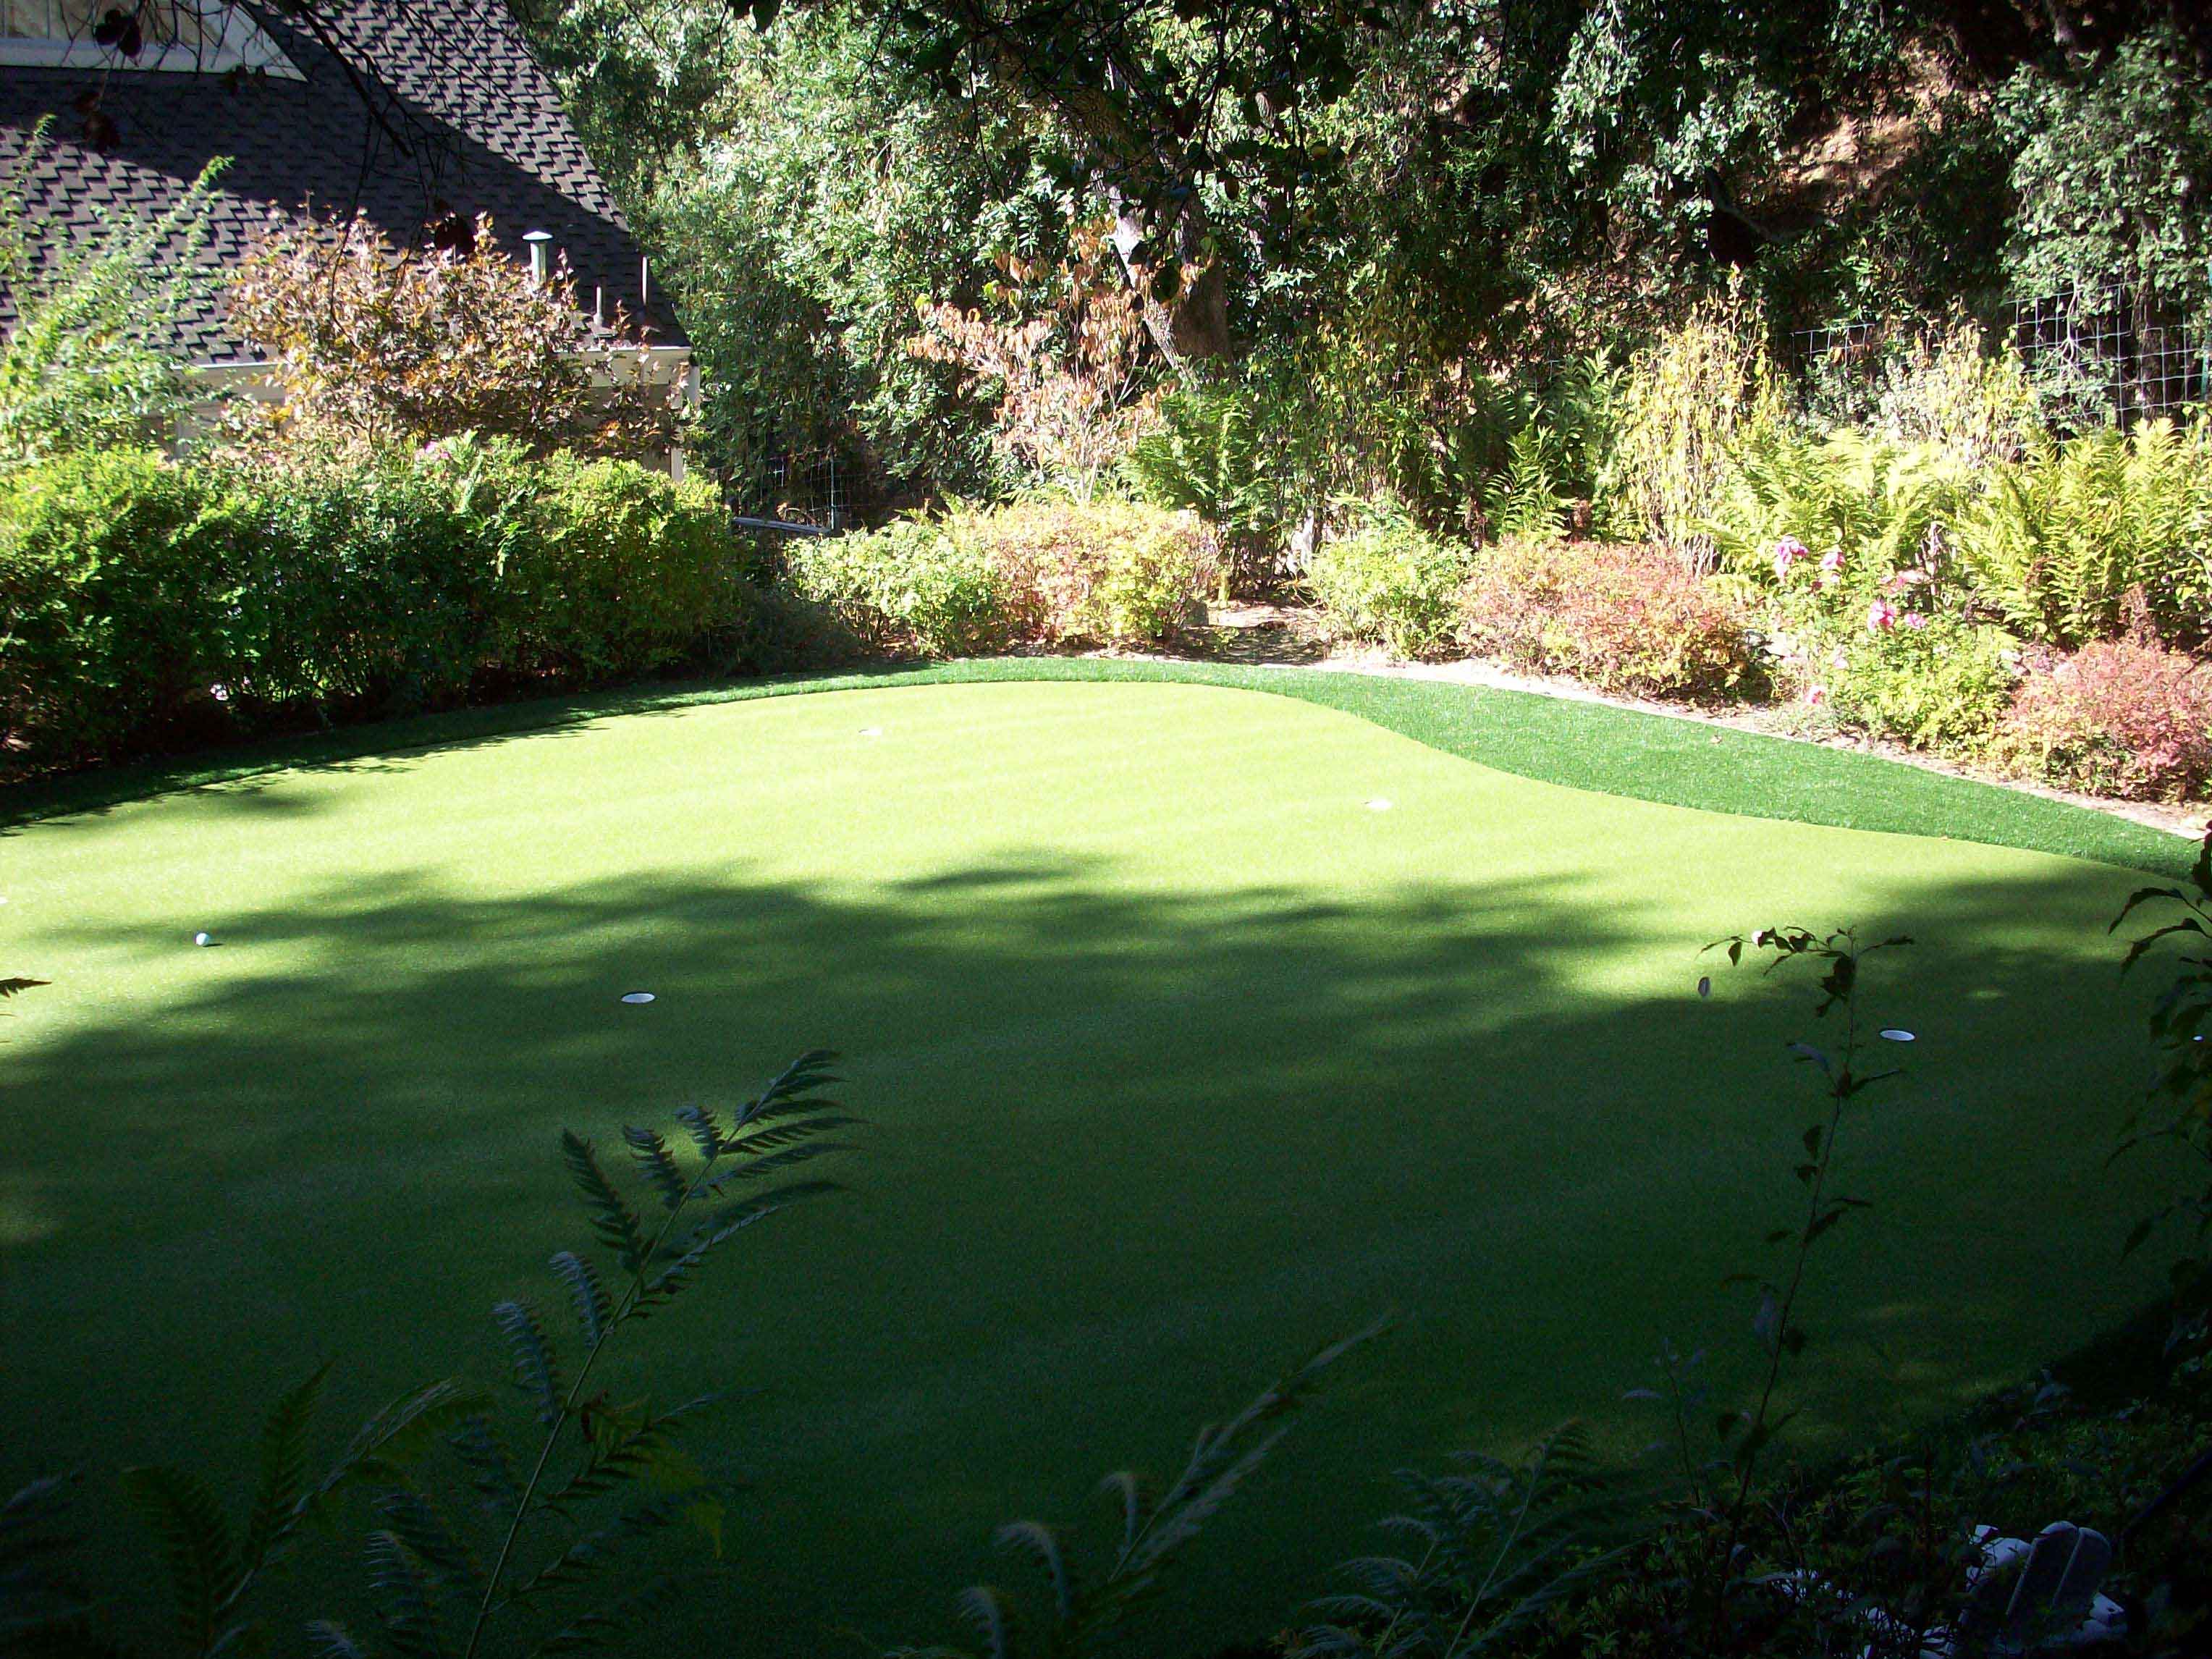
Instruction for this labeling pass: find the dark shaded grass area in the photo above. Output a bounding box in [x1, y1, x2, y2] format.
[4, 657, 2190, 877]
[1, 832, 2174, 1654]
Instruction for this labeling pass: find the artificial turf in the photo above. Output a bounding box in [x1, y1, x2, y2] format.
[0, 675, 2190, 1652]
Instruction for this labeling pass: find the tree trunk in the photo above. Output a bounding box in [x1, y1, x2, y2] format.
[1112, 195, 1233, 369]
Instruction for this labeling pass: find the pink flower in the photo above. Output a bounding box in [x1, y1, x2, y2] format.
[1813, 548, 1846, 589]
[1805, 685, 1827, 706]
[1902, 610, 1929, 630]
[1772, 536, 1809, 580]
[1867, 598, 1896, 633]
[1881, 569, 1922, 594]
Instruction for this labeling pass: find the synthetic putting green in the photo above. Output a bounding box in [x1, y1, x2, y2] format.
[0, 677, 2184, 1653]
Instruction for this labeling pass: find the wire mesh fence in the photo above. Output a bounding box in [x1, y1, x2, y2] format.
[2008, 287, 2209, 428]
[722, 450, 892, 537]
[1791, 286, 2211, 430]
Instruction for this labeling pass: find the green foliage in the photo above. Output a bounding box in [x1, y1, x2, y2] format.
[1605, 302, 1788, 550]
[0, 448, 240, 763]
[492, 449, 764, 678]
[889, 1323, 1382, 1659]
[1707, 428, 1973, 588]
[1954, 419, 2212, 647]
[789, 497, 1215, 655]
[1303, 512, 1472, 659]
[1291, 1425, 1631, 1658]
[1825, 617, 2017, 753]
[946, 497, 1215, 647]
[785, 518, 1018, 658]
[2003, 24, 2212, 316]
[0, 444, 771, 772]
[1126, 381, 1278, 589]
[0, 126, 221, 465]
[1457, 539, 1759, 700]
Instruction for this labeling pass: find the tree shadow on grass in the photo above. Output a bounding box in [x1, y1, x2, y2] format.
[0, 849, 2181, 1655]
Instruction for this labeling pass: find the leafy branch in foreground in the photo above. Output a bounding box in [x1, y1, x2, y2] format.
[1694, 924, 1909, 1639]
[2112, 826, 2212, 1349]
[31, 1050, 853, 1659]
[1290, 1423, 1636, 1658]
[889, 1319, 1388, 1659]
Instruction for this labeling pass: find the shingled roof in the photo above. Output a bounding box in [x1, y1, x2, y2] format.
[0, 0, 684, 361]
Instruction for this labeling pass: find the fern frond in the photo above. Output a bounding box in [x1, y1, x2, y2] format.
[525, 1574, 679, 1657]
[240, 1361, 330, 1577]
[548, 1250, 614, 1348]
[305, 1621, 367, 1659]
[117, 1464, 237, 1649]
[326, 1380, 489, 1492]
[726, 1050, 842, 1134]
[491, 1301, 565, 1426]
[621, 1126, 688, 1212]
[954, 1583, 1012, 1659]
[447, 1414, 520, 1512]
[560, 1132, 647, 1275]
[376, 1490, 486, 1600]
[994, 1519, 1073, 1622]
[672, 1103, 725, 1160]
[365, 1529, 446, 1659]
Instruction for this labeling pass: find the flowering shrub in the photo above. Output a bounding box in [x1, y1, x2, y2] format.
[1993, 639, 2212, 801]
[1456, 539, 1758, 698]
[1304, 515, 1472, 659]
[227, 212, 680, 459]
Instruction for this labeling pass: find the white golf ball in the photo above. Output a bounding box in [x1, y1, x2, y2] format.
[193, 932, 211, 947]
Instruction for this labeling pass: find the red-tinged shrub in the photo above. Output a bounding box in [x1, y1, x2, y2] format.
[1457, 539, 1758, 698]
[1993, 638, 2212, 801]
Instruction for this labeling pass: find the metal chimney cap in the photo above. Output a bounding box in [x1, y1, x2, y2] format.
[522, 229, 553, 243]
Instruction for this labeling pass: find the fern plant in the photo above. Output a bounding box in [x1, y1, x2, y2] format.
[1128, 381, 1276, 596]
[46, 1050, 852, 1658]
[1954, 417, 2212, 646]
[1290, 1424, 1633, 1658]
[889, 1322, 1384, 1659]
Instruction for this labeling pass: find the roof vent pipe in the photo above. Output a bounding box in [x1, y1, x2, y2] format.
[641, 256, 650, 311]
[523, 229, 552, 285]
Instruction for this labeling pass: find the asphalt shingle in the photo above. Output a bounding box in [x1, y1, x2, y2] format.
[0, 0, 683, 360]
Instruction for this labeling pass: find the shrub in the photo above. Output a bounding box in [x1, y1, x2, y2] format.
[1954, 418, 2212, 647]
[785, 518, 1018, 657]
[1457, 539, 1758, 698]
[1303, 514, 1471, 659]
[1821, 615, 2019, 752]
[1868, 318, 2041, 470]
[0, 126, 222, 464]
[788, 497, 1214, 656]
[227, 213, 680, 459]
[0, 448, 242, 761]
[1993, 638, 2212, 801]
[209, 445, 499, 714]
[947, 496, 1215, 646]
[908, 221, 1158, 498]
[1602, 297, 1787, 549]
[0, 443, 771, 772]
[493, 450, 763, 680]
